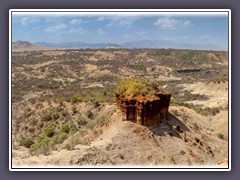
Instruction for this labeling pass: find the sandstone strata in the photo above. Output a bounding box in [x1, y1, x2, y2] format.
[116, 92, 171, 126]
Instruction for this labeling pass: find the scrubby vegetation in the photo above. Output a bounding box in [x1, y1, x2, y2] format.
[217, 132, 225, 140]
[20, 138, 34, 148]
[171, 97, 223, 116]
[12, 48, 228, 157]
[129, 64, 146, 71]
[60, 124, 70, 134]
[44, 127, 54, 137]
[156, 49, 171, 56]
[116, 77, 162, 97]
[14, 101, 116, 155]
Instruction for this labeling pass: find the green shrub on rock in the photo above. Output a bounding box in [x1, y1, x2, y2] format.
[116, 77, 161, 97]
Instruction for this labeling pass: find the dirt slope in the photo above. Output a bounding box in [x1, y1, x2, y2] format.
[12, 106, 228, 168]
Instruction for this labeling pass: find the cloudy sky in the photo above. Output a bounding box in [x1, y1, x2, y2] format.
[11, 11, 229, 50]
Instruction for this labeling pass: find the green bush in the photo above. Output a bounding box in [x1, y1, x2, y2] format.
[217, 132, 224, 140]
[156, 49, 171, 56]
[71, 96, 79, 104]
[20, 138, 34, 148]
[171, 97, 221, 116]
[86, 120, 97, 129]
[181, 51, 197, 61]
[77, 116, 87, 126]
[129, 64, 146, 71]
[170, 98, 187, 106]
[44, 127, 54, 137]
[86, 110, 112, 129]
[86, 110, 93, 119]
[170, 97, 177, 104]
[30, 136, 51, 155]
[93, 100, 100, 108]
[30, 130, 69, 155]
[52, 112, 59, 120]
[36, 79, 62, 89]
[61, 110, 69, 117]
[69, 124, 78, 134]
[116, 77, 160, 97]
[52, 132, 68, 144]
[60, 124, 70, 134]
[71, 105, 77, 114]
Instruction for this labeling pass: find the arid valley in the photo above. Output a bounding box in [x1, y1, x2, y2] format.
[11, 41, 229, 168]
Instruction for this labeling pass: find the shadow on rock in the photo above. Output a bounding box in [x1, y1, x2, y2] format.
[148, 113, 190, 139]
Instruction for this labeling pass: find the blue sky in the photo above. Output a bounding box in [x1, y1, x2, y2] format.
[12, 12, 229, 50]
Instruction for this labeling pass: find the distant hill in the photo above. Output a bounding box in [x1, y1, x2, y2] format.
[121, 40, 224, 51]
[12, 40, 32, 49]
[34, 41, 121, 49]
[34, 40, 226, 51]
[12, 41, 55, 52]
[13, 40, 226, 51]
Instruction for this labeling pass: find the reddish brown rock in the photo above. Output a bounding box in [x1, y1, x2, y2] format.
[116, 92, 171, 127]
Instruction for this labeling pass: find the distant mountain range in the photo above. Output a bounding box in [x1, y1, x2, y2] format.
[34, 41, 121, 49]
[121, 40, 224, 51]
[12, 40, 227, 51]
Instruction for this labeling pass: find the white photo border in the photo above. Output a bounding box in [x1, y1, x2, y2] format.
[9, 9, 231, 171]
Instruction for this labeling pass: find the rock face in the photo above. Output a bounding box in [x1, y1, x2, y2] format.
[12, 40, 32, 49]
[116, 92, 171, 126]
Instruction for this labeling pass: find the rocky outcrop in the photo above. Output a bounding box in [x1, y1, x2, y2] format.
[12, 40, 32, 49]
[116, 92, 171, 127]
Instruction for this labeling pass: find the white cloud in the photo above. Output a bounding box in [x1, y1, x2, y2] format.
[107, 19, 133, 28]
[163, 37, 177, 41]
[45, 18, 52, 23]
[45, 24, 67, 32]
[106, 21, 114, 28]
[96, 16, 105, 21]
[123, 34, 133, 38]
[96, 29, 106, 35]
[183, 20, 191, 25]
[70, 18, 83, 25]
[136, 31, 146, 36]
[181, 36, 190, 40]
[105, 16, 138, 28]
[68, 27, 85, 34]
[20, 17, 29, 26]
[154, 16, 192, 30]
[200, 35, 209, 39]
[32, 27, 40, 30]
[45, 23, 86, 34]
[118, 20, 133, 28]
[19, 17, 41, 26]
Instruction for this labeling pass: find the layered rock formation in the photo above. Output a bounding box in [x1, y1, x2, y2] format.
[116, 92, 171, 127]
